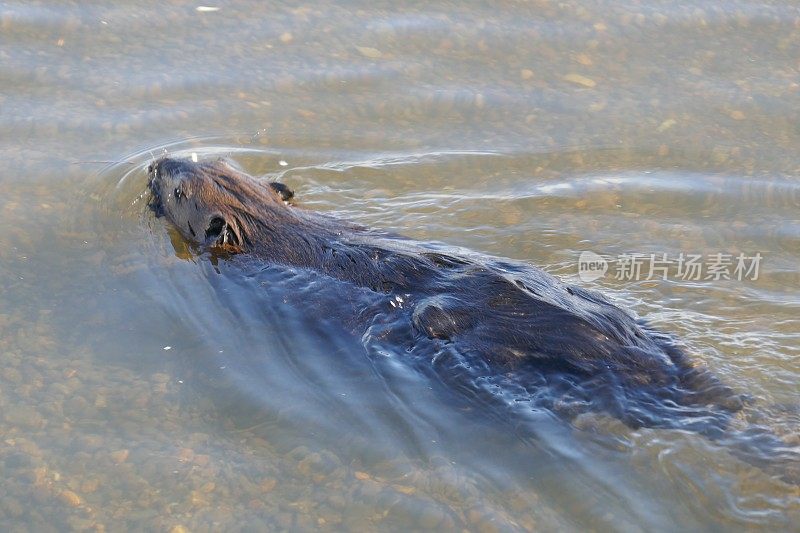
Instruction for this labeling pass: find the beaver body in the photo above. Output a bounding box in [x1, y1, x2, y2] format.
[147, 157, 797, 481]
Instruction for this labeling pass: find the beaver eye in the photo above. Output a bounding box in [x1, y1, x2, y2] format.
[174, 187, 186, 201]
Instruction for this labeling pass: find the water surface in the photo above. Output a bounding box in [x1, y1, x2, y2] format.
[1, 1, 799, 531]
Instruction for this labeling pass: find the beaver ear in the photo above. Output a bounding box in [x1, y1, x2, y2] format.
[205, 216, 241, 248]
[268, 182, 294, 202]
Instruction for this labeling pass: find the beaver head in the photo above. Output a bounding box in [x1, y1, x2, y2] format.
[148, 157, 294, 252]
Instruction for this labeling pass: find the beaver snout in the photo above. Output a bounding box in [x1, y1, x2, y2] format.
[149, 157, 197, 181]
[148, 157, 192, 218]
[147, 173, 165, 218]
[148, 157, 195, 207]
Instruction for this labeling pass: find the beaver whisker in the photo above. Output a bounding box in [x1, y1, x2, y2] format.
[70, 160, 136, 165]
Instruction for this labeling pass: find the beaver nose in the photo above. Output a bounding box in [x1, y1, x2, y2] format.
[153, 157, 195, 179]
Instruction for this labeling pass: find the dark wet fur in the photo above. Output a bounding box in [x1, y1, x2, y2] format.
[148, 157, 799, 484]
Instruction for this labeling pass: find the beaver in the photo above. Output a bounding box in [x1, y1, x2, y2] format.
[148, 156, 797, 482]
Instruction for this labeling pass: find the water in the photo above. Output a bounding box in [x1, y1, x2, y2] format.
[1, 0, 799, 531]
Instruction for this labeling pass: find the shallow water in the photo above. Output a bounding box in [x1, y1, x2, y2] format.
[1, 0, 799, 531]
